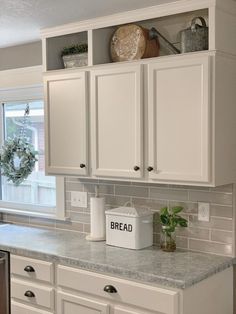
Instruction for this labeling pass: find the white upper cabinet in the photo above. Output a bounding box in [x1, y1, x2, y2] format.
[147, 55, 210, 183]
[42, 0, 236, 186]
[44, 71, 88, 176]
[90, 64, 143, 178]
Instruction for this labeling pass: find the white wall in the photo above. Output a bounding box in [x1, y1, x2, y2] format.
[0, 66, 42, 90]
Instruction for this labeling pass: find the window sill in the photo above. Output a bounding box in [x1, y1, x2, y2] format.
[0, 207, 68, 221]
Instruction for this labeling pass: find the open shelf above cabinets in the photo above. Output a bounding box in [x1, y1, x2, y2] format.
[46, 31, 88, 71]
[91, 8, 208, 66]
[42, 5, 211, 72]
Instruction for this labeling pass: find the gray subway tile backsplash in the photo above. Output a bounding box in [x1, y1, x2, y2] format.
[115, 185, 149, 198]
[150, 187, 189, 201]
[176, 227, 210, 241]
[210, 204, 233, 219]
[211, 230, 233, 244]
[188, 190, 233, 205]
[189, 239, 233, 256]
[189, 215, 233, 231]
[1, 179, 235, 257]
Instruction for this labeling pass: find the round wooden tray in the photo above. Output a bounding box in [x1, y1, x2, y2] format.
[110, 24, 159, 62]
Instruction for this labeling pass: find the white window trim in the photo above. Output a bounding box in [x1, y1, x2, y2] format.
[0, 68, 66, 220]
[0, 176, 65, 219]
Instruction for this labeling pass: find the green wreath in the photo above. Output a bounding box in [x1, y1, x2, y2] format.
[0, 137, 38, 186]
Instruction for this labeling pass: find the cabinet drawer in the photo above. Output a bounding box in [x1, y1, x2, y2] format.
[11, 300, 53, 314]
[11, 255, 54, 284]
[57, 265, 179, 314]
[11, 278, 54, 311]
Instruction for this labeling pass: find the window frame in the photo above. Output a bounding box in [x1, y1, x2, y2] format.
[0, 81, 66, 220]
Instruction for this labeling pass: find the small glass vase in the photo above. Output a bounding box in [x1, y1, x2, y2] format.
[160, 227, 176, 252]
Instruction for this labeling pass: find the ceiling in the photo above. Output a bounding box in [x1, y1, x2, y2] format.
[0, 0, 174, 48]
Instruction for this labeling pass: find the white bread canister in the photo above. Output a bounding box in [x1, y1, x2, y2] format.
[105, 207, 153, 249]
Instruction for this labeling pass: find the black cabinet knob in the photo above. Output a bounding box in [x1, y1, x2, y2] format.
[80, 164, 86, 168]
[103, 285, 117, 294]
[24, 290, 35, 298]
[147, 166, 154, 172]
[24, 265, 35, 273]
[133, 166, 140, 171]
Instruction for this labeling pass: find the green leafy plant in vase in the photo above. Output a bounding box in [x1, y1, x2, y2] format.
[160, 206, 188, 252]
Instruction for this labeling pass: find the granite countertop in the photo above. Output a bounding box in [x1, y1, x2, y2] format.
[0, 223, 234, 289]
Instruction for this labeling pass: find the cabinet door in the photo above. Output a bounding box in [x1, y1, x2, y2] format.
[57, 291, 110, 314]
[91, 64, 143, 178]
[148, 55, 210, 183]
[11, 300, 53, 314]
[44, 71, 88, 175]
[114, 306, 154, 314]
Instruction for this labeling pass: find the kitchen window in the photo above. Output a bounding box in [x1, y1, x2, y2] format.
[0, 97, 65, 219]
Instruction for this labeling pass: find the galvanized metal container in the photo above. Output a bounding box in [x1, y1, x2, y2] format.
[180, 17, 208, 53]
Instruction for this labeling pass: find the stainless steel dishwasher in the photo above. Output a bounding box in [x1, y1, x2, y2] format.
[0, 251, 10, 314]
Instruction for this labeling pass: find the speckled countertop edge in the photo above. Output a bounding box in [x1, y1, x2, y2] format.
[1, 244, 233, 289]
[0, 224, 234, 290]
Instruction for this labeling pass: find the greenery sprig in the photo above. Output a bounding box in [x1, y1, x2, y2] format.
[160, 206, 188, 237]
[61, 43, 88, 57]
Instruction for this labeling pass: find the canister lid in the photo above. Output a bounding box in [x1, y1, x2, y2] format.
[105, 207, 153, 218]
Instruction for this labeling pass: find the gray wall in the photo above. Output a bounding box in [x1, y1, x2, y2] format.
[0, 41, 42, 71]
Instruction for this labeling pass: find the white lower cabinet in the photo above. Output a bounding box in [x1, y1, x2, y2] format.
[57, 291, 110, 314]
[11, 278, 54, 311]
[57, 293, 154, 314]
[57, 265, 178, 314]
[11, 300, 53, 314]
[10, 255, 54, 314]
[10, 254, 233, 314]
[114, 306, 156, 314]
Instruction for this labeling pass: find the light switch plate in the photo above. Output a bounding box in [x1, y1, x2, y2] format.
[198, 202, 210, 222]
[71, 191, 87, 208]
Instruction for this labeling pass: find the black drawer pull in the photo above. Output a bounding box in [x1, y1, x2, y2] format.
[24, 265, 35, 273]
[147, 166, 154, 172]
[104, 285, 117, 293]
[133, 166, 140, 171]
[24, 290, 35, 298]
[80, 163, 86, 168]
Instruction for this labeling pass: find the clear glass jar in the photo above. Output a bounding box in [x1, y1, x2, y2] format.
[160, 226, 176, 252]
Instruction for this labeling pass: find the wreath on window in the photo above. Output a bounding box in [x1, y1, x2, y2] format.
[0, 104, 38, 186]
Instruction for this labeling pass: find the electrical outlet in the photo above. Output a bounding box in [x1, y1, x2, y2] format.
[198, 202, 210, 222]
[71, 191, 87, 208]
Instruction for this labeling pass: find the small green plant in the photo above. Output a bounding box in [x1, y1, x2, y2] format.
[160, 206, 188, 251]
[61, 43, 88, 57]
[160, 206, 188, 233]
